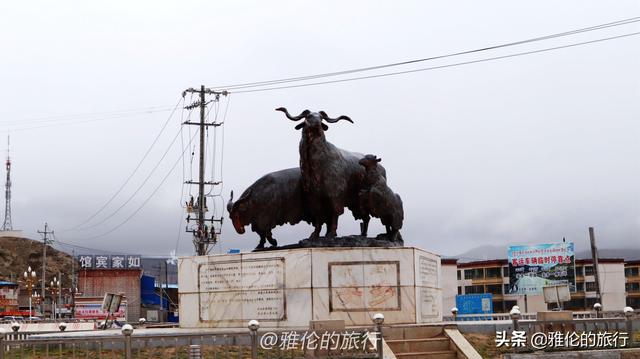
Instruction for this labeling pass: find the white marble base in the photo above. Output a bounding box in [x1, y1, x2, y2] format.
[178, 247, 442, 328]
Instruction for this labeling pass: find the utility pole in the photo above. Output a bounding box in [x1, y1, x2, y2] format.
[58, 270, 62, 317]
[71, 249, 76, 317]
[37, 223, 53, 310]
[182, 85, 227, 255]
[589, 227, 603, 304]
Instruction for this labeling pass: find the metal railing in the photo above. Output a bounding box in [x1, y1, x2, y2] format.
[0, 319, 383, 359]
[505, 309, 639, 352]
[444, 309, 640, 322]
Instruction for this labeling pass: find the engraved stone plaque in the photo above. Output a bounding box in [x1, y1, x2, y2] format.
[197, 257, 285, 321]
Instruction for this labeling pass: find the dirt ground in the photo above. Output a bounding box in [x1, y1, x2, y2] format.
[463, 332, 513, 358]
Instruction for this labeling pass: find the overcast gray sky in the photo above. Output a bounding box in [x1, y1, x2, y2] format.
[1, 1, 638, 258]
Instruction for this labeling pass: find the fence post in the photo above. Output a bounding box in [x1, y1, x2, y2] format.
[121, 324, 133, 359]
[509, 306, 521, 332]
[372, 313, 384, 359]
[509, 306, 522, 352]
[189, 345, 202, 359]
[624, 307, 634, 345]
[594, 303, 602, 319]
[248, 320, 260, 359]
[0, 327, 6, 359]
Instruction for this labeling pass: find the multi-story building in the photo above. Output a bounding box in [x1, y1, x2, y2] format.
[442, 258, 629, 313]
[77, 268, 142, 322]
[626, 260, 640, 308]
[0, 281, 19, 315]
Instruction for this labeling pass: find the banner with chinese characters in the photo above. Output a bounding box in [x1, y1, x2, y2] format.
[507, 242, 575, 295]
[75, 297, 127, 321]
[77, 255, 141, 269]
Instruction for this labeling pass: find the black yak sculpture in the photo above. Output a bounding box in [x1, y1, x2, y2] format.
[275, 107, 385, 240]
[358, 154, 404, 241]
[227, 168, 311, 249]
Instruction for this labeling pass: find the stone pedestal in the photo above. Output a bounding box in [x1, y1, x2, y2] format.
[178, 247, 442, 328]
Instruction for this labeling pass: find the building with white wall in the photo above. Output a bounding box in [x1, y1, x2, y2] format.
[442, 258, 629, 313]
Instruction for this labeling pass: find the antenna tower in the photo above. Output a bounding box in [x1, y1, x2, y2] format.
[2, 135, 12, 231]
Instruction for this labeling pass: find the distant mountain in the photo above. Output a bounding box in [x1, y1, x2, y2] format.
[0, 236, 75, 288]
[574, 248, 640, 261]
[450, 244, 640, 263]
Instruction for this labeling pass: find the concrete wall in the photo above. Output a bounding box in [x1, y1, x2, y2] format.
[441, 263, 457, 313]
[77, 269, 141, 322]
[179, 247, 442, 329]
[599, 262, 626, 311]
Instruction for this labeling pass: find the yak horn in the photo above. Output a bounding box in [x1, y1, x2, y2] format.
[226, 190, 234, 212]
[319, 111, 353, 124]
[275, 107, 310, 121]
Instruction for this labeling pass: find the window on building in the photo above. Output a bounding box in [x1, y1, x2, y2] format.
[463, 269, 473, 280]
[485, 267, 501, 278]
[575, 266, 583, 277]
[548, 302, 560, 310]
[458, 286, 462, 295]
[485, 284, 502, 295]
[493, 301, 504, 313]
[503, 284, 510, 294]
[564, 298, 586, 311]
[585, 297, 597, 309]
[465, 285, 484, 294]
[576, 282, 585, 292]
[585, 282, 597, 292]
[504, 300, 518, 312]
[625, 267, 639, 278]
[502, 267, 509, 277]
[627, 296, 640, 308]
[584, 265, 595, 276]
[625, 282, 640, 292]
[464, 268, 484, 280]
[457, 270, 461, 280]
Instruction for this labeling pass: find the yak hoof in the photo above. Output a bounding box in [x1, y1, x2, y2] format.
[255, 243, 265, 250]
[360, 223, 368, 237]
[391, 231, 402, 242]
[268, 238, 278, 247]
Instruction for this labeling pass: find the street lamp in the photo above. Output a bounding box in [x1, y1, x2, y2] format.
[49, 277, 60, 320]
[32, 291, 42, 316]
[23, 266, 37, 319]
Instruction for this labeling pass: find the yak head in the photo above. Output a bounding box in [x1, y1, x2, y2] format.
[275, 107, 353, 141]
[359, 154, 382, 169]
[359, 154, 383, 186]
[226, 190, 249, 234]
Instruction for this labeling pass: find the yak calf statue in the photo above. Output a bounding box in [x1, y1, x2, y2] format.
[227, 168, 310, 249]
[358, 154, 404, 241]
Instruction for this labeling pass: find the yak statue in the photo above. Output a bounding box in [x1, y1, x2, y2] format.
[227, 167, 311, 249]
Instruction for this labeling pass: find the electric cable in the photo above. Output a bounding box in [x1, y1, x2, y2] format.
[65, 98, 183, 231]
[230, 31, 640, 94]
[210, 16, 640, 91]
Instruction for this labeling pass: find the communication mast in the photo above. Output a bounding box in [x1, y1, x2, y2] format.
[182, 86, 228, 255]
[2, 135, 13, 231]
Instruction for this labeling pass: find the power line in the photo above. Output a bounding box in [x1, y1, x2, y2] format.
[0, 108, 176, 133]
[1, 105, 176, 125]
[77, 128, 200, 240]
[51, 233, 127, 255]
[230, 31, 640, 94]
[210, 16, 640, 91]
[65, 98, 183, 231]
[73, 125, 185, 230]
